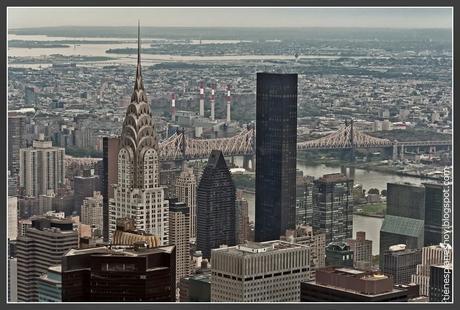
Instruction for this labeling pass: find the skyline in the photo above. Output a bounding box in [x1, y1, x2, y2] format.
[8, 7, 452, 29]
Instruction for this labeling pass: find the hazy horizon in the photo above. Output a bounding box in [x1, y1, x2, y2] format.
[8, 7, 452, 29]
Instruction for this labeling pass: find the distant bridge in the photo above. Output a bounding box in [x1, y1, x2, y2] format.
[158, 121, 451, 161]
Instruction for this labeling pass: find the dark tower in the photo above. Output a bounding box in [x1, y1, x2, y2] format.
[255, 73, 297, 242]
[196, 150, 236, 259]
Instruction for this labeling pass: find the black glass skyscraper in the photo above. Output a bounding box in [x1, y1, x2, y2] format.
[196, 150, 236, 259]
[255, 73, 297, 242]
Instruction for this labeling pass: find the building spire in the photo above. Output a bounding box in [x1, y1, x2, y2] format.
[131, 20, 147, 103]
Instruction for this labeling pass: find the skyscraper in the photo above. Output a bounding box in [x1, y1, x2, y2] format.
[19, 135, 65, 198]
[312, 173, 354, 244]
[169, 199, 191, 291]
[8, 196, 18, 241]
[8, 113, 27, 176]
[196, 150, 236, 259]
[211, 241, 310, 302]
[379, 183, 425, 267]
[235, 190, 250, 244]
[109, 25, 169, 244]
[423, 183, 448, 246]
[429, 264, 452, 302]
[73, 171, 99, 216]
[176, 167, 197, 239]
[382, 245, 421, 285]
[102, 136, 119, 243]
[80, 191, 103, 234]
[61, 245, 176, 302]
[255, 73, 297, 242]
[16, 217, 78, 302]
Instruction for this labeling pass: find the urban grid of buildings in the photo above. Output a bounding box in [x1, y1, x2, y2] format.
[6, 23, 453, 304]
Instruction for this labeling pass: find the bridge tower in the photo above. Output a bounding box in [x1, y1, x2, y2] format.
[350, 119, 356, 162]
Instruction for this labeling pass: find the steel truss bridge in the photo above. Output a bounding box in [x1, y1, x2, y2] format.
[158, 123, 451, 161]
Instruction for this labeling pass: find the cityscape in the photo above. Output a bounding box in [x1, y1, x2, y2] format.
[6, 7, 453, 303]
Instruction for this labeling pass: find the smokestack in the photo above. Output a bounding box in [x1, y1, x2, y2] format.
[226, 84, 231, 123]
[210, 82, 216, 121]
[199, 81, 205, 117]
[171, 93, 176, 122]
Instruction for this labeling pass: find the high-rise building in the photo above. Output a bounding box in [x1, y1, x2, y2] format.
[235, 190, 250, 244]
[429, 264, 452, 302]
[160, 162, 182, 200]
[411, 245, 452, 297]
[102, 135, 119, 243]
[176, 167, 197, 239]
[8, 196, 18, 241]
[8, 113, 27, 176]
[255, 73, 297, 242]
[282, 225, 326, 280]
[19, 135, 65, 198]
[423, 183, 449, 246]
[325, 242, 354, 268]
[37, 265, 62, 302]
[112, 218, 161, 247]
[382, 244, 421, 285]
[295, 172, 313, 226]
[379, 183, 425, 267]
[61, 245, 176, 302]
[24, 86, 37, 106]
[312, 173, 354, 244]
[73, 171, 99, 216]
[300, 267, 409, 302]
[80, 191, 103, 234]
[16, 217, 78, 301]
[109, 26, 169, 245]
[169, 199, 191, 291]
[179, 271, 211, 302]
[197, 150, 236, 259]
[347, 231, 373, 269]
[211, 241, 310, 302]
[38, 191, 55, 215]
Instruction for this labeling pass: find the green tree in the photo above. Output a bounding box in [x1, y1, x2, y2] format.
[368, 188, 380, 195]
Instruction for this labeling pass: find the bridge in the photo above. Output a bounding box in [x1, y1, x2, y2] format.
[158, 121, 451, 162]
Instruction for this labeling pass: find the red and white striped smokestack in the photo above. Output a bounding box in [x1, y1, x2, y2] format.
[210, 82, 216, 121]
[226, 84, 231, 123]
[171, 93, 176, 122]
[199, 81, 205, 117]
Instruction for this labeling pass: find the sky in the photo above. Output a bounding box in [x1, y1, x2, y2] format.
[8, 7, 452, 29]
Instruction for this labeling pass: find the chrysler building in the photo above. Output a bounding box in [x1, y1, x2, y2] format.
[109, 24, 169, 244]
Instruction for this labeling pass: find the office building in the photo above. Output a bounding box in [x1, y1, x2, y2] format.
[169, 199, 191, 289]
[424, 183, 449, 246]
[347, 231, 372, 269]
[73, 171, 99, 216]
[197, 150, 236, 259]
[235, 190, 250, 244]
[312, 173, 354, 244]
[80, 191, 103, 234]
[326, 242, 354, 268]
[38, 191, 55, 215]
[160, 162, 182, 200]
[282, 225, 326, 280]
[8, 196, 18, 241]
[382, 244, 421, 285]
[296, 173, 313, 226]
[102, 136, 119, 243]
[109, 28, 169, 244]
[429, 264, 452, 302]
[300, 267, 409, 302]
[176, 167, 197, 239]
[411, 245, 452, 297]
[16, 217, 78, 301]
[380, 183, 425, 267]
[255, 73, 297, 242]
[211, 240, 310, 302]
[8, 113, 27, 175]
[61, 244, 176, 302]
[37, 265, 62, 302]
[19, 135, 65, 198]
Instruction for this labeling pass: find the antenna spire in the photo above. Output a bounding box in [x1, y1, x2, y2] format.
[137, 20, 141, 66]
